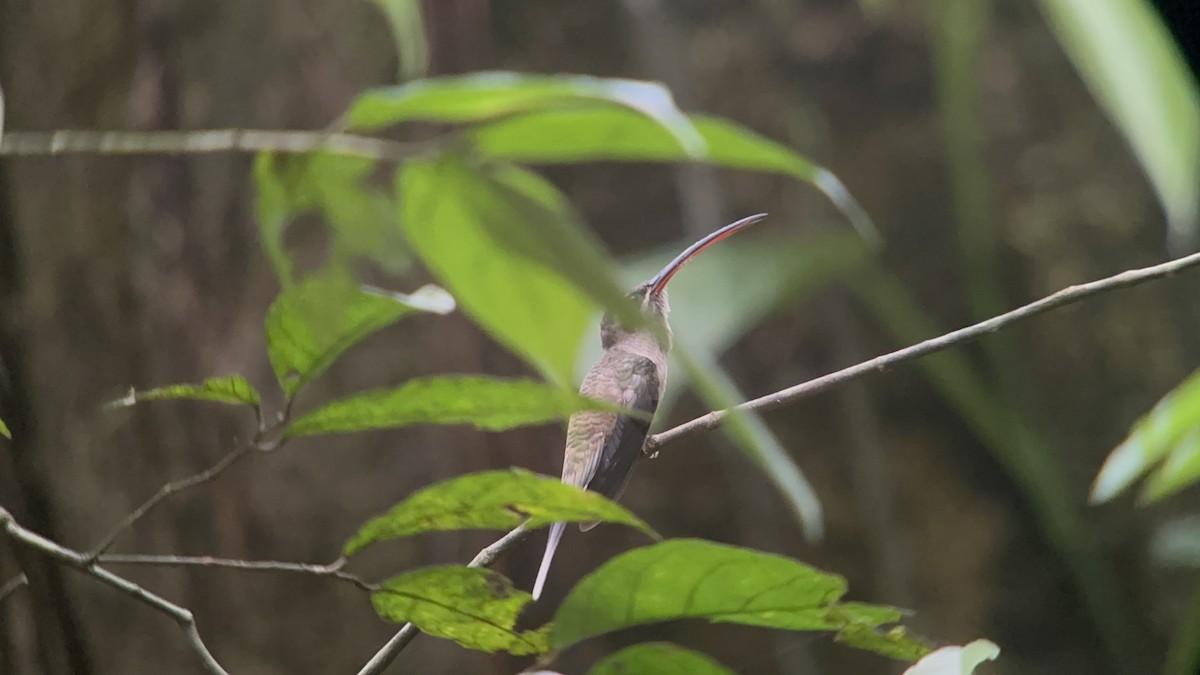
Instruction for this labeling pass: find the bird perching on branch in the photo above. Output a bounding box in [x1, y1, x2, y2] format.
[532, 213, 768, 600]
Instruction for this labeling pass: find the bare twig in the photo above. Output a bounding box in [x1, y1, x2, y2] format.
[0, 129, 442, 163]
[0, 573, 27, 604]
[85, 444, 255, 563]
[356, 523, 534, 675]
[0, 507, 229, 675]
[99, 553, 373, 592]
[646, 250, 1200, 451]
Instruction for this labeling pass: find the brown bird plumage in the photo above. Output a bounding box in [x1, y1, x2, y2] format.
[532, 214, 767, 600]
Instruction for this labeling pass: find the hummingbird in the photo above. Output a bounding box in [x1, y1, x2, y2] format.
[532, 213, 768, 600]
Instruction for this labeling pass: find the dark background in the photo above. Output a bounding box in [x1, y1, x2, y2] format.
[3, 1, 1200, 674]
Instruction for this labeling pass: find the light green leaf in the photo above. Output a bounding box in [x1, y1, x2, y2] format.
[1036, 0, 1200, 249]
[551, 540, 918, 653]
[1091, 369, 1200, 503]
[254, 152, 295, 283]
[107, 375, 260, 408]
[398, 155, 596, 386]
[369, 0, 428, 81]
[286, 376, 608, 438]
[0, 417, 9, 439]
[371, 566, 549, 655]
[265, 270, 454, 398]
[347, 72, 704, 157]
[343, 468, 656, 556]
[468, 107, 876, 244]
[587, 643, 736, 675]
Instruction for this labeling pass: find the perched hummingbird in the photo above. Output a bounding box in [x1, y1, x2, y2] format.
[532, 213, 768, 600]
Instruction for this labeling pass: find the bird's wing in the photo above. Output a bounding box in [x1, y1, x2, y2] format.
[563, 351, 660, 504]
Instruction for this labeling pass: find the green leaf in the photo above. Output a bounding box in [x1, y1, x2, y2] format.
[587, 643, 736, 675]
[107, 375, 260, 408]
[287, 376, 603, 438]
[371, 566, 549, 655]
[0, 417, 9, 439]
[551, 539, 911, 651]
[1036, 0, 1200, 249]
[398, 155, 597, 385]
[1091, 369, 1200, 502]
[369, 0, 428, 82]
[837, 622, 932, 662]
[343, 468, 656, 556]
[265, 270, 454, 398]
[468, 107, 876, 245]
[347, 72, 704, 157]
[254, 152, 295, 283]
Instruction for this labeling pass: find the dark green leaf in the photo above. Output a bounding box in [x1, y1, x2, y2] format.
[0, 417, 9, 439]
[265, 270, 454, 398]
[107, 375, 260, 408]
[468, 108, 876, 244]
[343, 468, 656, 556]
[552, 539, 905, 650]
[371, 566, 549, 655]
[398, 155, 596, 385]
[836, 623, 932, 662]
[347, 72, 704, 157]
[1036, 0, 1200, 249]
[587, 643, 736, 675]
[1091, 369, 1200, 502]
[287, 376, 602, 438]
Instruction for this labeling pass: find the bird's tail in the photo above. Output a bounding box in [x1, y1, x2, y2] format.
[532, 521, 566, 601]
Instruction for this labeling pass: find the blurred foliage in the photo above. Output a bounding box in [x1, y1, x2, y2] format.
[106, 375, 261, 408]
[586, 643, 736, 675]
[343, 469, 656, 556]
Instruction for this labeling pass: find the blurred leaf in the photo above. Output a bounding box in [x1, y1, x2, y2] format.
[468, 107, 876, 244]
[1036, 0, 1200, 249]
[253, 153, 408, 283]
[0, 417, 9, 439]
[369, 0, 428, 81]
[398, 155, 596, 385]
[287, 376, 601, 438]
[265, 270, 454, 398]
[347, 72, 705, 157]
[1151, 515, 1200, 568]
[552, 539, 914, 652]
[837, 622, 933, 662]
[107, 375, 260, 408]
[1091, 369, 1200, 503]
[371, 566, 549, 655]
[343, 468, 656, 556]
[676, 348, 825, 541]
[902, 639, 1000, 675]
[587, 643, 736, 675]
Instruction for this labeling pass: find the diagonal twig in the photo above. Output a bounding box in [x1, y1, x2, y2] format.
[0, 507, 229, 675]
[355, 523, 534, 675]
[0, 573, 27, 604]
[646, 249, 1200, 451]
[99, 553, 374, 592]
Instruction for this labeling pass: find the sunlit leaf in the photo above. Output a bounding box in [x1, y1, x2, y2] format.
[287, 376, 602, 438]
[1036, 0, 1200, 249]
[1091, 369, 1200, 503]
[347, 72, 704, 157]
[265, 270, 454, 398]
[902, 639, 999, 675]
[552, 539, 913, 651]
[369, 0, 428, 81]
[344, 468, 656, 555]
[587, 643, 736, 675]
[468, 107, 876, 244]
[371, 566, 549, 655]
[398, 155, 596, 385]
[106, 375, 260, 408]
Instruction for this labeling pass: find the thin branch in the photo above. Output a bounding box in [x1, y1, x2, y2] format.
[85, 444, 255, 563]
[99, 553, 374, 593]
[0, 507, 229, 675]
[356, 523, 534, 675]
[0, 573, 27, 604]
[0, 129, 441, 163]
[647, 249, 1200, 451]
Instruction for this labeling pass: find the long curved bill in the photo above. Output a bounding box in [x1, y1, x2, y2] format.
[647, 213, 768, 295]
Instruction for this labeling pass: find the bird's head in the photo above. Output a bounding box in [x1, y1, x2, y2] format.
[599, 213, 767, 350]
